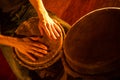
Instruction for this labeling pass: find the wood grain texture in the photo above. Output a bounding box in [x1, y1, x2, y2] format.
[42, 0, 120, 25]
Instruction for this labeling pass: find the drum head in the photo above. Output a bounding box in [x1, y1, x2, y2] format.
[63, 7, 120, 75]
[14, 17, 63, 70]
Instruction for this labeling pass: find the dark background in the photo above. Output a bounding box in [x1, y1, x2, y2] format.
[0, 0, 120, 79]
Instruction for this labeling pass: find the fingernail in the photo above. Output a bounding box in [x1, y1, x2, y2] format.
[44, 51, 48, 54]
[54, 37, 57, 40]
[44, 46, 48, 50]
[57, 34, 60, 37]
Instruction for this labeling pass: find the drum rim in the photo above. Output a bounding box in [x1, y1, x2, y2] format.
[63, 7, 120, 74]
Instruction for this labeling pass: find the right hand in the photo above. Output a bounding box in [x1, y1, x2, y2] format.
[14, 37, 48, 61]
[38, 16, 62, 40]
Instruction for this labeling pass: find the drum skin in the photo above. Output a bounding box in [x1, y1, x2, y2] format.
[63, 7, 120, 79]
[13, 17, 64, 70]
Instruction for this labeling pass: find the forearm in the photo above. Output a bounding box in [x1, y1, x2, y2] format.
[29, 0, 61, 40]
[29, 0, 48, 19]
[0, 35, 17, 47]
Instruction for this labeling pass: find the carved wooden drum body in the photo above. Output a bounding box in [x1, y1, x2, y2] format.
[13, 17, 64, 70]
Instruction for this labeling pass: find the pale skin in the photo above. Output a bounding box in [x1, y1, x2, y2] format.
[29, 0, 62, 40]
[0, 0, 62, 61]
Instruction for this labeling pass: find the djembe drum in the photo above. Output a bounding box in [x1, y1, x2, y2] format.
[12, 13, 71, 79]
[13, 17, 65, 70]
[63, 7, 120, 80]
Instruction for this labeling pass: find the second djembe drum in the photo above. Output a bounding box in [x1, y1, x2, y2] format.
[63, 7, 120, 80]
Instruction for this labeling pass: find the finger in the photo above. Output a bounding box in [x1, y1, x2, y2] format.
[32, 43, 48, 50]
[42, 24, 51, 39]
[53, 20, 61, 28]
[22, 52, 36, 61]
[30, 37, 40, 41]
[29, 50, 44, 57]
[53, 20, 62, 34]
[55, 24, 62, 34]
[38, 24, 43, 36]
[48, 25, 57, 40]
[31, 47, 48, 55]
[52, 24, 60, 37]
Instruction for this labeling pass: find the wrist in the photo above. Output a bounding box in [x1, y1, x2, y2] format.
[9, 37, 19, 47]
[37, 10, 49, 20]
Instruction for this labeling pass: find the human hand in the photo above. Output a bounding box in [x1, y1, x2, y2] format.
[14, 37, 48, 61]
[29, 0, 62, 39]
[38, 16, 62, 40]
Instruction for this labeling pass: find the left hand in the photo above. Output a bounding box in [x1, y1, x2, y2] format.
[14, 37, 48, 61]
[38, 16, 62, 40]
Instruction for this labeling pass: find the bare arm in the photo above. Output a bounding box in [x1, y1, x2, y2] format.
[0, 35, 48, 61]
[0, 35, 17, 47]
[29, 0, 48, 19]
[29, 0, 62, 40]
